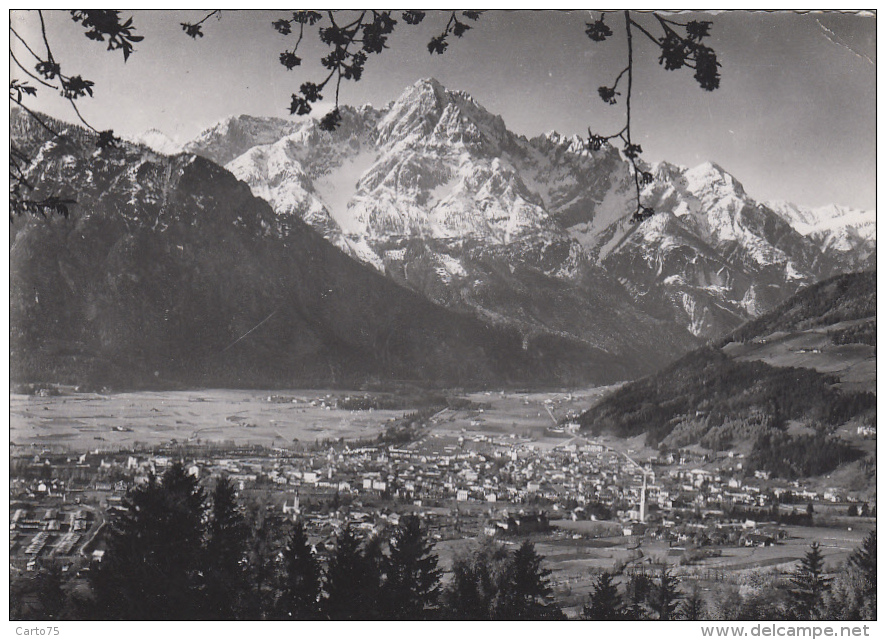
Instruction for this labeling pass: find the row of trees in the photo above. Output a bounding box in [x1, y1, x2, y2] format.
[581, 536, 876, 621]
[11, 463, 876, 621]
[828, 319, 876, 347]
[16, 463, 561, 620]
[86, 463, 446, 620]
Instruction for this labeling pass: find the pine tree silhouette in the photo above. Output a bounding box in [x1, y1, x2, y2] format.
[381, 514, 441, 620]
[90, 463, 206, 619]
[582, 571, 628, 620]
[788, 542, 831, 620]
[277, 519, 322, 620]
[495, 540, 563, 620]
[323, 523, 368, 619]
[202, 475, 250, 619]
[846, 531, 876, 615]
[678, 582, 707, 620]
[649, 566, 682, 620]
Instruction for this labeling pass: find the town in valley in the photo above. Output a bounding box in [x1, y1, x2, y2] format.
[10, 385, 875, 617]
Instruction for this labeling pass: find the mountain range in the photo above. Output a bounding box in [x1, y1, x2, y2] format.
[185, 78, 874, 345]
[9, 78, 875, 390]
[10, 109, 614, 390]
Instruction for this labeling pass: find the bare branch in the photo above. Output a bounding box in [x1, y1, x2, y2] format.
[38, 10, 55, 62]
[9, 26, 45, 61]
[9, 49, 58, 89]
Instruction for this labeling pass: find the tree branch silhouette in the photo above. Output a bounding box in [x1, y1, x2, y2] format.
[12, 10, 720, 225]
[9, 10, 141, 219]
[182, 10, 485, 132]
[585, 10, 721, 223]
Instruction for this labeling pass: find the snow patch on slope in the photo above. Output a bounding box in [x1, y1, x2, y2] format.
[567, 173, 633, 262]
[313, 149, 378, 234]
[129, 129, 182, 155]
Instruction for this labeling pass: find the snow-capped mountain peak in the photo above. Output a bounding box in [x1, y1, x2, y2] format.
[683, 161, 746, 199]
[184, 113, 303, 166]
[377, 77, 511, 154]
[766, 200, 876, 262]
[129, 128, 182, 155]
[184, 78, 873, 344]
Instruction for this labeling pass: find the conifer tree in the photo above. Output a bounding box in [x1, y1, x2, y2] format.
[848, 530, 876, 596]
[203, 475, 250, 619]
[442, 538, 508, 620]
[277, 519, 322, 620]
[845, 530, 876, 617]
[445, 555, 491, 619]
[678, 582, 707, 621]
[495, 540, 563, 620]
[381, 515, 442, 620]
[649, 566, 682, 620]
[358, 534, 385, 619]
[323, 523, 368, 619]
[90, 463, 206, 619]
[582, 571, 627, 620]
[788, 542, 831, 620]
[623, 572, 654, 620]
[241, 501, 287, 619]
[32, 563, 68, 620]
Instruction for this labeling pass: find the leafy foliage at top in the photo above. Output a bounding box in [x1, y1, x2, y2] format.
[261, 10, 484, 131]
[13, 9, 722, 227]
[70, 10, 143, 60]
[585, 11, 721, 222]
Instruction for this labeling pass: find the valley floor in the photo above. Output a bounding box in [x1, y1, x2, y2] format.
[10, 385, 875, 619]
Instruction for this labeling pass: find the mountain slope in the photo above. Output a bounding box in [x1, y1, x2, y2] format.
[184, 81, 701, 376]
[578, 271, 876, 473]
[723, 270, 876, 344]
[187, 79, 870, 349]
[766, 200, 876, 271]
[10, 110, 623, 390]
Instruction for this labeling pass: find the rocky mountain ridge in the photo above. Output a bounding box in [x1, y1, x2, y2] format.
[10, 108, 625, 389]
[184, 78, 873, 343]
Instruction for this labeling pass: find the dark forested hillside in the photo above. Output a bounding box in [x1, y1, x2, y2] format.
[578, 347, 874, 447]
[722, 271, 876, 345]
[9, 111, 618, 390]
[579, 270, 876, 478]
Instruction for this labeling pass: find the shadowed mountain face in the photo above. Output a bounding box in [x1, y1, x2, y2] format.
[10, 111, 637, 390]
[188, 79, 871, 347]
[11, 75, 873, 391]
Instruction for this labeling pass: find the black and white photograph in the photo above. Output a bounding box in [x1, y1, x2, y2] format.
[8, 7, 877, 627]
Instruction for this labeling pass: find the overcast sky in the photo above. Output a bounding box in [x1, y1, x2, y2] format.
[11, 9, 876, 210]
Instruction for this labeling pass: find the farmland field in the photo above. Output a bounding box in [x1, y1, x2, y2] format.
[8, 386, 616, 452]
[9, 390, 410, 451]
[724, 328, 876, 393]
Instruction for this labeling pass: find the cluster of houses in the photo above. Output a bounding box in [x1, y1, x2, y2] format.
[9, 504, 93, 571]
[10, 426, 871, 570]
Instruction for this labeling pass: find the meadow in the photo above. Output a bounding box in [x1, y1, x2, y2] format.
[9, 389, 409, 451]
